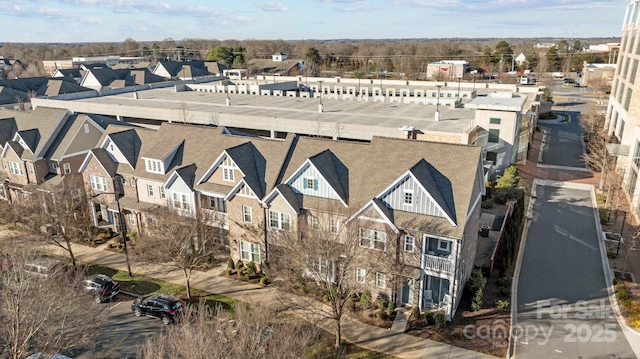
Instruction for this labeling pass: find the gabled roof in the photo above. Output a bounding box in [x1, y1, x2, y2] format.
[83, 68, 134, 87]
[246, 58, 303, 74]
[205, 62, 228, 74]
[0, 77, 49, 93]
[107, 129, 142, 168]
[83, 148, 117, 177]
[0, 117, 17, 147]
[130, 69, 166, 85]
[155, 60, 208, 77]
[409, 159, 456, 224]
[308, 149, 349, 204]
[36, 79, 93, 97]
[226, 142, 266, 198]
[270, 183, 301, 213]
[16, 128, 40, 153]
[172, 164, 197, 189]
[53, 68, 84, 79]
[6, 141, 24, 158]
[0, 86, 29, 105]
[177, 65, 208, 79]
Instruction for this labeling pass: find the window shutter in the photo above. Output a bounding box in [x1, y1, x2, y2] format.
[313, 179, 318, 190]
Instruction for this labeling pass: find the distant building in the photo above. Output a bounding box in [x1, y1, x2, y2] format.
[515, 53, 527, 66]
[426, 60, 469, 81]
[246, 53, 306, 76]
[42, 56, 146, 77]
[580, 62, 616, 88]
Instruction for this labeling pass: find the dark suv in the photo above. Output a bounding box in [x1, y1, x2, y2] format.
[80, 274, 120, 303]
[131, 293, 184, 325]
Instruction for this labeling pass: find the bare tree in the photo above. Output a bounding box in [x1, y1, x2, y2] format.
[134, 207, 221, 299]
[581, 101, 615, 190]
[272, 206, 392, 349]
[138, 301, 319, 359]
[20, 176, 92, 267]
[0, 251, 105, 359]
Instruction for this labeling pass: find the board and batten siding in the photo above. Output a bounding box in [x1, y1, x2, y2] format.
[380, 175, 445, 218]
[289, 163, 342, 201]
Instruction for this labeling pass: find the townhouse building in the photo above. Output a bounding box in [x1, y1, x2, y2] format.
[0, 107, 122, 202]
[74, 120, 483, 320]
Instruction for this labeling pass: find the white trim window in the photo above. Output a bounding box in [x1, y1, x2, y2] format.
[89, 174, 107, 191]
[159, 187, 166, 199]
[242, 205, 253, 223]
[240, 240, 260, 263]
[403, 190, 413, 205]
[404, 235, 415, 252]
[128, 213, 136, 225]
[438, 239, 451, 252]
[307, 257, 334, 281]
[359, 228, 386, 251]
[356, 268, 367, 283]
[269, 211, 291, 230]
[147, 184, 154, 197]
[304, 178, 317, 191]
[27, 163, 34, 175]
[145, 159, 164, 174]
[376, 273, 386, 289]
[172, 192, 191, 210]
[329, 218, 339, 233]
[222, 166, 234, 182]
[8, 161, 23, 176]
[63, 162, 71, 174]
[310, 215, 319, 230]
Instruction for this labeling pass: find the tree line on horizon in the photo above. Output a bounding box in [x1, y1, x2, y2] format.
[0, 37, 617, 80]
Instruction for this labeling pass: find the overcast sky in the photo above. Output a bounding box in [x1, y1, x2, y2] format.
[2, 0, 627, 43]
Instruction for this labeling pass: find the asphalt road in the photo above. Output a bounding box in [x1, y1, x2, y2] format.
[75, 296, 167, 359]
[515, 183, 635, 358]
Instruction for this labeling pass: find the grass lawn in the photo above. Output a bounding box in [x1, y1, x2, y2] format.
[86, 264, 234, 312]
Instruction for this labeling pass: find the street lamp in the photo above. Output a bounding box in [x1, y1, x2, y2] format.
[436, 85, 442, 113]
[92, 191, 133, 277]
[317, 80, 324, 112]
[457, 75, 462, 99]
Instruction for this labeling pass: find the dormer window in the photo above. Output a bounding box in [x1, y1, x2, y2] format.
[222, 166, 234, 182]
[145, 159, 164, 174]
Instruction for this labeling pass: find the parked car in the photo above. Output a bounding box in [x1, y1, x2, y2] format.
[131, 293, 184, 324]
[24, 257, 63, 278]
[79, 274, 120, 303]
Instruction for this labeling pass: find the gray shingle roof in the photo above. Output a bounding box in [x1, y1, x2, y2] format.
[226, 142, 266, 198]
[17, 128, 40, 153]
[409, 159, 456, 224]
[107, 129, 142, 168]
[309, 149, 348, 204]
[90, 148, 118, 177]
[0, 117, 17, 147]
[36, 79, 93, 97]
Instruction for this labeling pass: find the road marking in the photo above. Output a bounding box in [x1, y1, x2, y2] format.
[109, 302, 122, 311]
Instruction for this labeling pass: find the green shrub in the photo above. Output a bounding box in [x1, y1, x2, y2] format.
[246, 261, 256, 275]
[322, 294, 329, 302]
[468, 269, 487, 293]
[235, 260, 244, 270]
[425, 311, 435, 325]
[260, 276, 269, 285]
[599, 208, 610, 225]
[471, 289, 483, 311]
[497, 277, 511, 288]
[607, 251, 617, 259]
[493, 187, 520, 204]
[496, 165, 520, 188]
[106, 243, 113, 249]
[106, 228, 113, 237]
[499, 287, 511, 298]
[411, 305, 421, 320]
[496, 300, 510, 310]
[226, 268, 233, 276]
[434, 312, 447, 326]
[481, 199, 494, 209]
[617, 285, 631, 306]
[387, 301, 396, 316]
[376, 298, 387, 310]
[227, 258, 235, 269]
[360, 291, 371, 311]
[97, 233, 107, 240]
[377, 311, 388, 320]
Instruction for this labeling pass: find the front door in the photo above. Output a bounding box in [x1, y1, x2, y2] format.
[400, 279, 414, 305]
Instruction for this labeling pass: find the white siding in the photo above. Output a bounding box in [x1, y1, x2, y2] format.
[289, 163, 341, 200]
[103, 139, 131, 166]
[380, 175, 445, 217]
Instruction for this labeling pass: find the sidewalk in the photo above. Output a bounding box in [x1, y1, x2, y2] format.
[41, 240, 495, 359]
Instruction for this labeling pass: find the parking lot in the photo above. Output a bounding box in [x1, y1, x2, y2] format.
[75, 295, 167, 359]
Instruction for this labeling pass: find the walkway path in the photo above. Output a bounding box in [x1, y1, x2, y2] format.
[32, 238, 495, 359]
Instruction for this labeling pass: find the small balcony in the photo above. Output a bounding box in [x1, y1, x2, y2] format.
[202, 208, 229, 228]
[424, 253, 453, 273]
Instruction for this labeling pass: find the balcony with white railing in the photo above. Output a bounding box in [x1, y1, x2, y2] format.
[424, 253, 454, 273]
[202, 208, 229, 228]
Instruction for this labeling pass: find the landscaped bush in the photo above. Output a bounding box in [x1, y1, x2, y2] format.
[496, 165, 520, 188]
[106, 228, 113, 237]
[617, 283, 631, 306]
[468, 269, 487, 293]
[97, 232, 107, 240]
[411, 305, 421, 320]
[246, 261, 256, 275]
[360, 291, 371, 311]
[235, 260, 244, 270]
[227, 258, 235, 269]
[493, 187, 520, 204]
[387, 301, 396, 316]
[244, 274, 250, 281]
[376, 311, 388, 320]
[226, 268, 233, 276]
[376, 296, 388, 310]
[434, 312, 447, 326]
[260, 276, 269, 285]
[496, 300, 510, 310]
[599, 208, 610, 225]
[425, 311, 435, 325]
[481, 199, 494, 209]
[471, 289, 483, 311]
